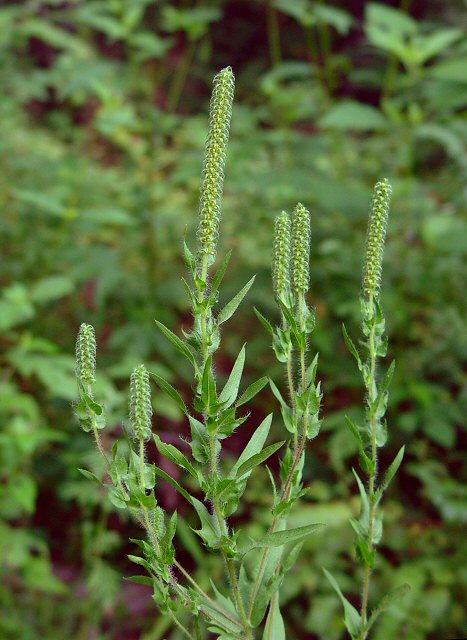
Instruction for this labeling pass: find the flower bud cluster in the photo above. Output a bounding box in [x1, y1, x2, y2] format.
[291, 203, 311, 295]
[197, 66, 235, 260]
[129, 364, 153, 441]
[273, 211, 291, 301]
[362, 179, 392, 299]
[76, 323, 96, 385]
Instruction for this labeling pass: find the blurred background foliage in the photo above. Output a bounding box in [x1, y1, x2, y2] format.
[0, 0, 466, 638]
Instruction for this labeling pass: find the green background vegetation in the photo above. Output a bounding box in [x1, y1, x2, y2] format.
[0, 1, 466, 638]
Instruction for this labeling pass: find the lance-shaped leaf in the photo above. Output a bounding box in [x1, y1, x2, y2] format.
[253, 307, 274, 335]
[230, 414, 273, 477]
[155, 320, 197, 370]
[342, 323, 363, 370]
[78, 468, 102, 485]
[150, 372, 188, 416]
[219, 345, 245, 407]
[236, 376, 268, 407]
[235, 441, 285, 479]
[211, 249, 232, 293]
[241, 523, 324, 556]
[323, 569, 362, 639]
[375, 445, 405, 504]
[153, 434, 199, 480]
[218, 276, 256, 325]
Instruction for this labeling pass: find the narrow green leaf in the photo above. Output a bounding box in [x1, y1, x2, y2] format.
[155, 320, 197, 369]
[236, 376, 268, 407]
[218, 276, 256, 325]
[150, 372, 188, 415]
[211, 249, 232, 293]
[78, 468, 102, 485]
[231, 414, 273, 477]
[183, 239, 196, 271]
[219, 345, 246, 407]
[253, 307, 274, 335]
[375, 360, 395, 413]
[323, 569, 362, 638]
[342, 323, 362, 369]
[125, 575, 154, 586]
[235, 441, 285, 479]
[375, 445, 405, 503]
[246, 523, 324, 552]
[153, 434, 198, 479]
[353, 468, 370, 531]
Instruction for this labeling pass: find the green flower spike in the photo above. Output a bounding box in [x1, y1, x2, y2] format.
[273, 210, 291, 302]
[197, 66, 235, 263]
[291, 203, 311, 295]
[129, 364, 153, 441]
[76, 323, 96, 386]
[362, 178, 392, 299]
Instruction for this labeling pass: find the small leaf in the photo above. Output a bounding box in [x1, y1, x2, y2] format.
[253, 307, 274, 335]
[155, 320, 197, 369]
[219, 345, 246, 407]
[211, 250, 232, 293]
[244, 523, 324, 554]
[218, 276, 256, 325]
[150, 372, 188, 415]
[235, 441, 285, 479]
[153, 434, 198, 479]
[323, 569, 362, 638]
[236, 376, 268, 407]
[231, 414, 273, 477]
[375, 445, 405, 503]
[78, 468, 102, 485]
[125, 575, 154, 586]
[342, 324, 362, 370]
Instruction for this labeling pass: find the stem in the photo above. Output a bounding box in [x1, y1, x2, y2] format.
[169, 610, 195, 640]
[87, 383, 111, 469]
[360, 294, 379, 636]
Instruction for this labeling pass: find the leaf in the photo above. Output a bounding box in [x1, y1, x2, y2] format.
[153, 434, 198, 479]
[353, 469, 370, 532]
[263, 594, 285, 640]
[231, 414, 273, 477]
[155, 320, 197, 369]
[217, 276, 256, 325]
[367, 584, 411, 632]
[235, 441, 285, 479]
[244, 523, 324, 554]
[253, 307, 274, 335]
[375, 446, 405, 503]
[125, 575, 154, 586]
[219, 345, 246, 407]
[150, 372, 188, 416]
[342, 324, 362, 369]
[78, 468, 102, 485]
[323, 569, 362, 639]
[320, 101, 388, 131]
[211, 250, 232, 293]
[236, 376, 268, 407]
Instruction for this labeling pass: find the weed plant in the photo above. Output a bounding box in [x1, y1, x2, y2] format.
[74, 67, 406, 639]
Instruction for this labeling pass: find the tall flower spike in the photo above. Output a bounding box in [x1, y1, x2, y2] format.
[129, 365, 153, 441]
[76, 323, 96, 386]
[291, 203, 311, 295]
[273, 211, 291, 302]
[197, 66, 235, 263]
[362, 178, 392, 299]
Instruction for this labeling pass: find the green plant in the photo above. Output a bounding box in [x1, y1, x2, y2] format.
[74, 66, 326, 639]
[324, 180, 409, 639]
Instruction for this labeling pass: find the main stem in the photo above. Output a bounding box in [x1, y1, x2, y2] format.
[360, 294, 379, 637]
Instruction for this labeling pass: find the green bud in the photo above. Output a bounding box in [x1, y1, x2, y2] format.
[362, 179, 392, 299]
[76, 323, 96, 385]
[197, 66, 235, 262]
[291, 203, 311, 295]
[129, 364, 153, 441]
[272, 211, 291, 302]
